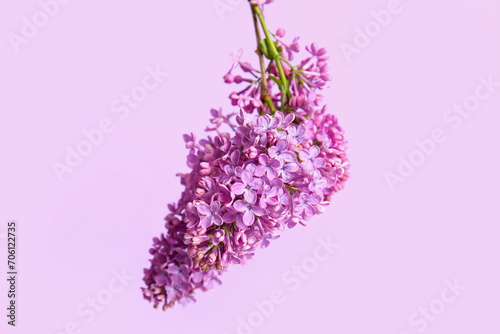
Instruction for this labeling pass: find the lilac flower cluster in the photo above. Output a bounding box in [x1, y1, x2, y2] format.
[142, 2, 348, 310]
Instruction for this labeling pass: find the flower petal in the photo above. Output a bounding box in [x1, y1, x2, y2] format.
[213, 215, 223, 226]
[298, 149, 309, 161]
[276, 139, 289, 151]
[200, 215, 213, 228]
[258, 154, 270, 165]
[243, 210, 255, 226]
[267, 186, 279, 198]
[280, 152, 296, 162]
[268, 146, 278, 158]
[251, 206, 266, 216]
[211, 201, 221, 213]
[270, 159, 281, 168]
[241, 170, 252, 185]
[314, 157, 326, 168]
[197, 203, 211, 215]
[285, 162, 299, 172]
[244, 190, 257, 203]
[255, 165, 266, 177]
[233, 200, 248, 212]
[231, 182, 246, 195]
[250, 178, 263, 190]
[267, 168, 278, 180]
[309, 146, 320, 158]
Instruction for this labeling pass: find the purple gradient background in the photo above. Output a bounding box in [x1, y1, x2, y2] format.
[1, 0, 500, 333]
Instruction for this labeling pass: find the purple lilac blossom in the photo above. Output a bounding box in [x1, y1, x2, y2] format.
[142, 0, 349, 310]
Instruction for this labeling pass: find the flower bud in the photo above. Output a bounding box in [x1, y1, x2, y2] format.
[224, 73, 234, 83]
[194, 188, 205, 198]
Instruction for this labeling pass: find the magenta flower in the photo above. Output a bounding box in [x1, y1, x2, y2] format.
[255, 154, 280, 179]
[268, 139, 295, 162]
[261, 233, 280, 248]
[212, 230, 225, 246]
[234, 200, 265, 226]
[259, 185, 279, 208]
[287, 123, 306, 145]
[217, 185, 235, 206]
[277, 161, 299, 182]
[255, 115, 279, 134]
[196, 201, 223, 228]
[294, 193, 322, 220]
[275, 111, 295, 129]
[299, 146, 325, 172]
[231, 170, 263, 203]
[309, 170, 329, 197]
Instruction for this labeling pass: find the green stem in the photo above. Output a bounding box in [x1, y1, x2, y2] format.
[251, 6, 276, 114]
[265, 96, 276, 112]
[252, 5, 292, 104]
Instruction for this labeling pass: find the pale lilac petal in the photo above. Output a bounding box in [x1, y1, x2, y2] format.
[212, 215, 223, 226]
[276, 140, 288, 151]
[235, 216, 248, 229]
[259, 133, 268, 145]
[234, 200, 248, 212]
[280, 152, 296, 162]
[294, 205, 305, 216]
[245, 163, 256, 175]
[259, 154, 270, 165]
[309, 195, 321, 205]
[269, 117, 280, 129]
[252, 206, 266, 216]
[223, 211, 238, 222]
[315, 178, 328, 188]
[285, 162, 299, 172]
[241, 170, 252, 185]
[270, 159, 281, 168]
[303, 160, 314, 172]
[314, 157, 326, 168]
[243, 210, 255, 226]
[309, 146, 320, 158]
[200, 216, 212, 228]
[280, 192, 290, 205]
[267, 168, 278, 179]
[258, 116, 269, 128]
[244, 190, 257, 203]
[250, 178, 263, 190]
[210, 201, 221, 213]
[297, 124, 306, 136]
[197, 203, 211, 215]
[231, 183, 246, 195]
[267, 186, 279, 197]
[255, 165, 266, 177]
[271, 178, 283, 188]
[284, 113, 295, 126]
[304, 205, 316, 218]
[282, 171, 293, 182]
[299, 150, 309, 161]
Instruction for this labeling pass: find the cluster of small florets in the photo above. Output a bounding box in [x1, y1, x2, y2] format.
[142, 23, 349, 310]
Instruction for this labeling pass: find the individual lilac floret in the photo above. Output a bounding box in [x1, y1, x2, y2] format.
[259, 185, 279, 208]
[268, 140, 296, 162]
[196, 201, 223, 228]
[294, 193, 322, 220]
[231, 170, 264, 203]
[255, 154, 280, 179]
[234, 200, 266, 226]
[299, 146, 326, 172]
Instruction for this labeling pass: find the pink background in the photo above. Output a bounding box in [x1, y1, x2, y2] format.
[1, 0, 500, 333]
